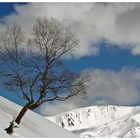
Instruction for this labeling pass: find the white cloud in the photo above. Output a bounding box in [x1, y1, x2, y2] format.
[86, 67, 140, 105]
[1, 3, 140, 58]
[41, 67, 140, 116]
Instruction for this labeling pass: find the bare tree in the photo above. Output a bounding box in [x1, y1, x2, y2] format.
[0, 17, 88, 134]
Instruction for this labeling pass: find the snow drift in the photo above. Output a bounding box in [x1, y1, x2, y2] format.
[0, 96, 77, 138]
[46, 105, 140, 138]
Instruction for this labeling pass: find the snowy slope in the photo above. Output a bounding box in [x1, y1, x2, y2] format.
[46, 105, 140, 138]
[0, 96, 77, 138]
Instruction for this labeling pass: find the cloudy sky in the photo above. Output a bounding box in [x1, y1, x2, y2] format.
[1, 2, 140, 115]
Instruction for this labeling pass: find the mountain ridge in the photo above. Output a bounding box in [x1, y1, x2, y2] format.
[46, 105, 140, 137]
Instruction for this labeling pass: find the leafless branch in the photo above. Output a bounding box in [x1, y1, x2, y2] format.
[0, 17, 89, 112]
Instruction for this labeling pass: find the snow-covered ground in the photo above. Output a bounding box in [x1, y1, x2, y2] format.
[2, 95, 140, 138]
[46, 105, 140, 138]
[0, 96, 77, 138]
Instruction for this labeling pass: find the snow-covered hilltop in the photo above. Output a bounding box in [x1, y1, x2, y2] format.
[46, 105, 140, 138]
[0, 96, 77, 138]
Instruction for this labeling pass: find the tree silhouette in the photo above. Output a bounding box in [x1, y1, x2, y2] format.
[0, 17, 89, 134]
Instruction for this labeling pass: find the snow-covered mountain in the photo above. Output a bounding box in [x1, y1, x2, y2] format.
[0, 96, 77, 138]
[46, 105, 140, 138]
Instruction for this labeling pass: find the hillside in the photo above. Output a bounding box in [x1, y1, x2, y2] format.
[0, 96, 77, 138]
[46, 105, 140, 138]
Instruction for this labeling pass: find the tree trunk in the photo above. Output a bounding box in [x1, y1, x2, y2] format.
[5, 102, 33, 134]
[15, 102, 33, 124]
[29, 102, 41, 110]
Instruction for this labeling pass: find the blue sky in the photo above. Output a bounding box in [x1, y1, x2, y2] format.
[0, 3, 16, 18]
[0, 3, 27, 18]
[1, 3, 140, 114]
[64, 42, 140, 72]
